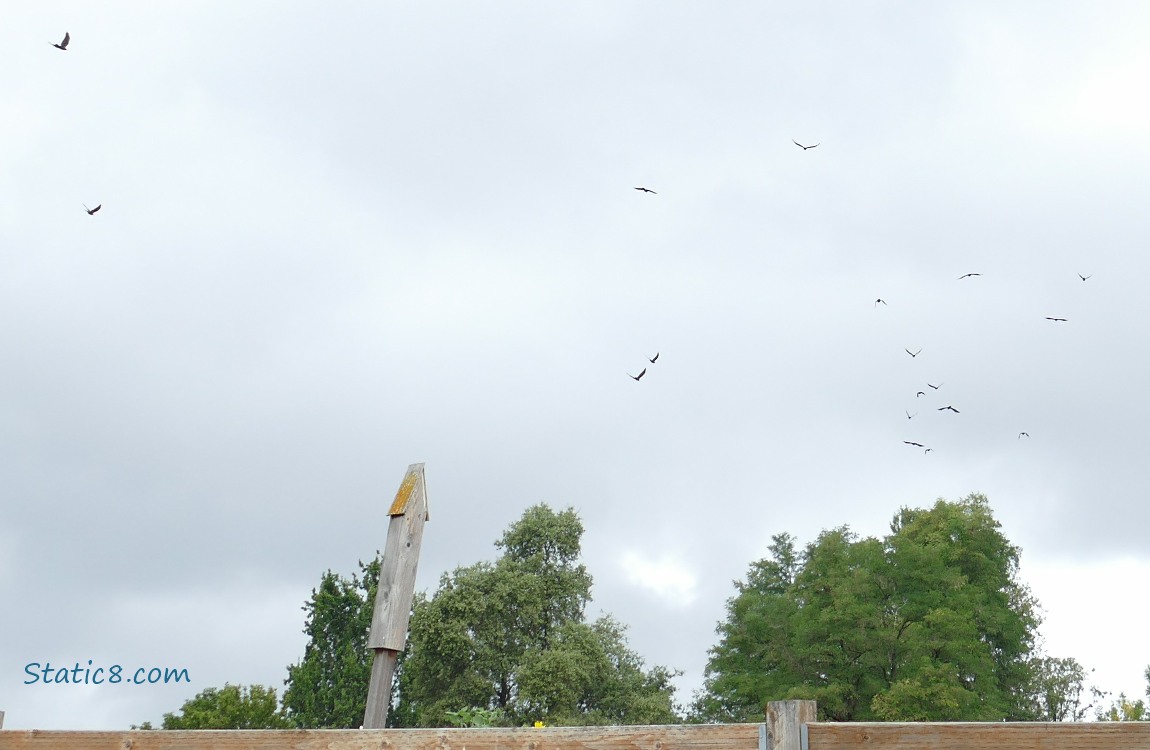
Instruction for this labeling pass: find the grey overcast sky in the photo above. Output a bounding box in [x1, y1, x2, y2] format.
[4, 1, 1150, 730]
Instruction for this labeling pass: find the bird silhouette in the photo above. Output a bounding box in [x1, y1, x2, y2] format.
[927, 382, 942, 390]
[938, 405, 960, 413]
[916, 391, 925, 398]
[903, 441, 924, 448]
[924, 448, 933, 454]
[648, 353, 659, 363]
[1018, 432, 1030, 439]
[958, 273, 982, 280]
[1046, 317, 1068, 322]
[792, 140, 819, 150]
[875, 298, 887, 307]
[83, 203, 101, 215]
[906, 410, 917, 419]
[905, 348, 922, 358]
[634, 187, 656, 194]
[52, 32, 70, 50]
[1078, 274, 1092, 281]
[629, 368, 647, 381]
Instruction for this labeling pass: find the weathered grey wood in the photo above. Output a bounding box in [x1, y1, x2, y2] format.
[806, 721, 1150, 750]
[766, 701, 815, 750]
[364, 462, 430, 728]
[363, 647, 398, 730]
[0, 712, 4, 730]
[0, 723, 763, 750]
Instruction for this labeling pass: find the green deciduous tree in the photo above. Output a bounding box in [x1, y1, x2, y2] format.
[282, 556, 381, 727]
[145, 684, 291, 729]
[392, 504, 681, 726]
[1095, 665, 1150, 721]
[694, 494, 1044, 722]
[1021, 654, 1094, 721]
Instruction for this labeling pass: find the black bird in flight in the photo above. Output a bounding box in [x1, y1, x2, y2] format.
[1078, 273, 1092, 281]
[927, 382, 943, 390]
[52, 32, 70, 50]
[903, 441, 924, 448]
[906, 410, 917, 419]
[792, 140, 819, 150]
[1018, 432, 1030, 439]
[938, 405, 960, 413]
[905, 348, 922, 358]
[634, 187, 656, 194]
[629, 368, 647, 381]
[958, 273, 982, 280]
[83, 203, 101, 215]
[916, 391, 925, 398]
[924, 447, 933, 454]
[875, 298, 887, 307]
[1046, 317, 1068, 322]
[648, 352, 659, 363]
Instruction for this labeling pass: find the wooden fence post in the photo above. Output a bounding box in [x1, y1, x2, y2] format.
[0, 709, 5, 729]
[362, 463, 430, 729]
[766, 700, 816, 750]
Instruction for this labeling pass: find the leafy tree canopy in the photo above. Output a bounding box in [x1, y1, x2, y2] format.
[141, 684, 291, 729]
[392, 504, 681, 726]
[1095, 665, 1150, 721]
[694, 494, 1053, 722]
[282, 556, 381, 728]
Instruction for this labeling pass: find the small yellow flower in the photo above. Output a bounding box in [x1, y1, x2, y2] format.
[534, 721, 546, 728]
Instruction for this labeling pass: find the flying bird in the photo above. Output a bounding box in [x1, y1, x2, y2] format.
[634, 187, 656, 194]
[938, 405, 960, 413]
[903, 441, 924, 448]
[905, 348, 922, 358]
[1078, 274, 1092, 281]
[1018, 432, 1030, 439]
[875, 298, 887, 307]
[648, 352, 659, 363]
[927, 382, 943, 390]
[924, 448, 933, 454]
[1046, 317, 1068, 322]
[629, 368, 646, 381]
[792, 140, 819, 150]
[83, 203, 101, 215]
[916, 391, 925, 398]
[52, 32, 70, 50]
[906, 410, 917, 419]
[958, 273, 982, 280]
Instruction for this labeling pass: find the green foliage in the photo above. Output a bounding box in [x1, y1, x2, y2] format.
[694, 494, 1044, 722]
[1094, 665, 1150, 721]
[150, 684, 291, 729]
[393, 504, 681, 726]
[443, 707, 505, 727]
[1096, 693, 1148, 721]
[282, 556, 382, 728]
[1021, 655, 1094, 721]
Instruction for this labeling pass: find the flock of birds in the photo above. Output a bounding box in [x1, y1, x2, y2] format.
[886, 268, 1090, 455]
[51, 29, 1092, 459]
[50, 33, 103, 216]
[631, 139, 1093, 458]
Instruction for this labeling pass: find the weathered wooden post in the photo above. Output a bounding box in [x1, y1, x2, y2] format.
[766, 700, 816, 750]
[363, 462, 430, 728]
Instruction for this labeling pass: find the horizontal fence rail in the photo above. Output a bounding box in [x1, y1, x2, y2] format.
[4, 702, 1150, 750]
[0, 723, 765, 750]
[805, 721, 1150, 750]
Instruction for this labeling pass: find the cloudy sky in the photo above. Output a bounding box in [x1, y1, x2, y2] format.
[4, 1, 1150, 730]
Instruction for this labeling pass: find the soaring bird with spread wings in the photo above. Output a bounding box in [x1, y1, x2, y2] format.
[52, 32, 70, 50]
[792, 140, 819, 150]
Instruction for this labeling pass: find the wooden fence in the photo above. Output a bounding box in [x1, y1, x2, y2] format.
[2, 701, 1149, 750]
